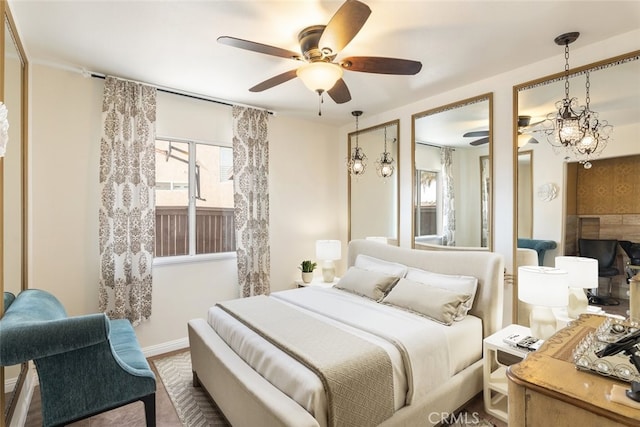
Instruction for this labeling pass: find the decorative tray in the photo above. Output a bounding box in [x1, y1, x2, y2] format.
[573, 317, 640, 383]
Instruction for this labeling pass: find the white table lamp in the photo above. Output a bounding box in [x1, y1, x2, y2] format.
[316, 240, 341, 282]
[555, 256, 598, 319]
[518, 266, 569, 339]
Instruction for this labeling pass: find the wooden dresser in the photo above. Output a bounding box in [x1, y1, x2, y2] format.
[507, 314, 640, 426]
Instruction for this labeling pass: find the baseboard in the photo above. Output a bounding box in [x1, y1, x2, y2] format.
[9, 367, 35, 427]
[142, 337, 189, 358]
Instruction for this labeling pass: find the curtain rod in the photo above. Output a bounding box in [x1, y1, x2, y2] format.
[88, 71, 274, 115]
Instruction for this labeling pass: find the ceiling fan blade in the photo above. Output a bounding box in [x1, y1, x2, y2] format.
[319, 0, 371, 54]
[327, 78, 352, 104]
[218, 36, 302, 60]
[463, 130, 489, 138]
[340, 56, 422, 75]
[249, 69, 299, 92]
[470, 137, 490, 146]
[518, 115, 545, 129]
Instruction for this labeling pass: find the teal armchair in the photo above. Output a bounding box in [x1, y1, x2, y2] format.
[0, 289, 156, 427]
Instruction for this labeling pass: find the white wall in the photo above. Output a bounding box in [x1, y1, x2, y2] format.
[29, 64, 341, 350]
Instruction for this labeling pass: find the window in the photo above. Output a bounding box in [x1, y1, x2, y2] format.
[155, 138, 235, 257]
[415, 169, 438, 236]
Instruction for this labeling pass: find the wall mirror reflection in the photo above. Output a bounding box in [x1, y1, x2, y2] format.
[348, 119, 399, 245]
[412, 93, 493, 250]
[2, 4, 28, 425]
[514, 50, 640, 322]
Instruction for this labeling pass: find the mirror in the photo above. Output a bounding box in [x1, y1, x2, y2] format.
[1, 3, 28, 424]
[348, 119, 399, 245]
[412, 93, 493, 250]
[517, 150, 533, 238]
[514, 50, 640, 322]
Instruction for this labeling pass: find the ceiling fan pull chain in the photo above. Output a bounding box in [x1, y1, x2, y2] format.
[317, 91, 324, 116]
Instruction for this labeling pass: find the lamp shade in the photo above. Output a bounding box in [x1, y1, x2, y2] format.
[518, 266, 569, 307]
[296, 62, 343, 93]
[555, 256, 598, 289]
[316, 240, 341, 261]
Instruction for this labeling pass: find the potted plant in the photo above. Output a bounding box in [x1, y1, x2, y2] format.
[299, 260, 317, 284]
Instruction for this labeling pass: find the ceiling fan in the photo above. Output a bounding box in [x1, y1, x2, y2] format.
[462, 116, 542, 146]
[217, 0, 422, 108]
[517, 115, 543, 147]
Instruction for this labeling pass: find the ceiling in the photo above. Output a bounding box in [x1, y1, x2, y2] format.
[8, 0, 640, 126]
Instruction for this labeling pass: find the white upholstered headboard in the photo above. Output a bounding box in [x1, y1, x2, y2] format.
[347, 239, 504, 337]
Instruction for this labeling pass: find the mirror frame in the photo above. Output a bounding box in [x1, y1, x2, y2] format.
[347, 119, 400, 245]
[512, 49, 640, 324]
[411, 93, 494, 251]
[1, 1, 29, 425]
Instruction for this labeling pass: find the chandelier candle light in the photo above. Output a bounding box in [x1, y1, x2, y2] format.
[540, 32, 612, 168]
[375, 126, 395, 178]
[347, 110, 367, 176]
[544, 32, 586, 151]
[573, 70, 613, 168]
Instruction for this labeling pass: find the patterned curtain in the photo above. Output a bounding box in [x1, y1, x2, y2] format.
[441, 147, 456, 246]
[232, 106, 270, 297]
[98, 76, 157, 325]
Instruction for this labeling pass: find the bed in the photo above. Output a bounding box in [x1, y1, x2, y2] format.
[188, 239, 504, 427]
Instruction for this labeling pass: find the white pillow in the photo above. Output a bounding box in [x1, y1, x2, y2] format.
[381, 278, 472, 325]
[405, 267, 478, 320]
[354, 254, 408, 278]
[335, 267, 399, 301]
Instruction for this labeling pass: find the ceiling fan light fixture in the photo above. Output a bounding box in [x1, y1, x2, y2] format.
[517, 133, 531, 148]
[296, 62, 343, 93]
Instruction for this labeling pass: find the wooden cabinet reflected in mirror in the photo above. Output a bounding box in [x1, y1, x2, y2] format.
[514, 50, 640, 323]
[348, 119, 399, 245]
[1, 2, 28, 425]
[412, 93, 493, 250]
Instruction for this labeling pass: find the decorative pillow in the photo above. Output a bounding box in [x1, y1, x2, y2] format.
[381, 278, 472, 325]
[335, 267, 400, 301]
[405, 267, 478, 320]
[354, 254, 408, 278]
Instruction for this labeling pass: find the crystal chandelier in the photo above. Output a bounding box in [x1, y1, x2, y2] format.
[542, 32, 586, 151]
[573, 71, 613, 169]
[375, 126, 395, 178]
[347, 110, 367, 176]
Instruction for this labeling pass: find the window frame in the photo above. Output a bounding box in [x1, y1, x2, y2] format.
[154, 135, 236, 264]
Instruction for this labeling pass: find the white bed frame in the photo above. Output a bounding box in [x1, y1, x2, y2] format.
[188, 239, 504, 427]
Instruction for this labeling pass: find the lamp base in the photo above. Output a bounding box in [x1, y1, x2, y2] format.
[322, 261, 336, 283]
[567, 287, 589, 319]
[530, 306, 558, 340]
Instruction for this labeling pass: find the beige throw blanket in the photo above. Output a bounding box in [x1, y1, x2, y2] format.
[217, 295, 394, 427]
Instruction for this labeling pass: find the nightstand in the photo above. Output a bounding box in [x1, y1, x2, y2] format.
[294, 277, 339, 288]
[483, 324, 531, 423]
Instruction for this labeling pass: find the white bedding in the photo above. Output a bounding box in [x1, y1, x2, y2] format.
[207, 286, 482, 427]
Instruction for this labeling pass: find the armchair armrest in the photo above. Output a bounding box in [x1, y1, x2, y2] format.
[0, 314, 110, 366]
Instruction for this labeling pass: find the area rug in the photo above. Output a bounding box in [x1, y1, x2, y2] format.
[153, 351, 229, 426]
